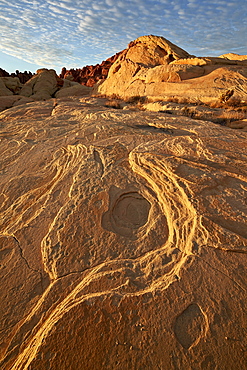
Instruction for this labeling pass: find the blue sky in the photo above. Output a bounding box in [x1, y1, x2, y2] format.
[0, 0, 246, 73]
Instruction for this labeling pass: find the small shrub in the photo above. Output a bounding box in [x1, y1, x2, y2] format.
[224, 97, 242, 107]
[104, 100, 122, 109]
[219, 89, 234, 103]
[125, 95, 147, 104]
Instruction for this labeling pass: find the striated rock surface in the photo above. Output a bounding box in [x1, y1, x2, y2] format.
[0, 96, 247, 370]
[94, 35, 247, 103]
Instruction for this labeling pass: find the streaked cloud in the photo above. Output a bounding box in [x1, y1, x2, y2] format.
[0, 0, 246, 72]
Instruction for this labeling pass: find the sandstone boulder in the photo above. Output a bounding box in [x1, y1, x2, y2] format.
[20, 68, 60, 100]
[0, 78, 13, 96]
[55, 84, 92, 98]
[0, 77, 22, 94]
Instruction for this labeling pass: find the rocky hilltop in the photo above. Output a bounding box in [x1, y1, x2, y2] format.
[94, 35, 247, 103]
[0, 35, 247, 370]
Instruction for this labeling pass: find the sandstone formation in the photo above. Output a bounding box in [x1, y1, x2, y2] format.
[94, 35, 247, 103]
[60, 51, 123, 87]
[0, 95, 247, 370]
[0, 77, 22, 94]
[219, 53, 247, 61]
[0, 68, 33, 84]
[0, 69, 93, 111]
[55, 84, 92, 98]
[20, 68, 63, 100]
[0, 78, 14, 96]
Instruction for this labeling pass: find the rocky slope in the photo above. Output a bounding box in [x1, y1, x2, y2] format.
[0, 35, 247, 370]
[0, 95, 247, 369]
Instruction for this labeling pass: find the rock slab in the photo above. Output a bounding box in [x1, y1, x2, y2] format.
[0, 96, 246, 369]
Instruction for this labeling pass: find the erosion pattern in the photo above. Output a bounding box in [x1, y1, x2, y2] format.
[0, 97, 247, 369]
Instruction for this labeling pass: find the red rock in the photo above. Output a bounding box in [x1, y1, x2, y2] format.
[59, 50, 125, 87]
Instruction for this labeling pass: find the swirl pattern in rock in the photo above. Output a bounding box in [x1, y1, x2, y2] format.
[0, 96, 247, 370]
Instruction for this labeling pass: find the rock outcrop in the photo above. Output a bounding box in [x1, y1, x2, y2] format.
[94, 35, 247, 103]
[55, 84, 92, 98]
[0, 68, 33, 84]
[60, 50, 123, 87]
[0, 68, 92, 111]
[20, 68, 63, 100]
[0, 96, 247, 369]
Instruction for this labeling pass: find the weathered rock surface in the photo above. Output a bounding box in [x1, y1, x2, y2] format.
[0, 96, 246, 370]
[94, 35, 247, 103]
[0, 77, 22, 94]
[219, 53, 247, 61]
[0, 78, 13, 96]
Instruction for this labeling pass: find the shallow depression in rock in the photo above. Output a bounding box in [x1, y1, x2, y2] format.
[112, 192, 151, 230]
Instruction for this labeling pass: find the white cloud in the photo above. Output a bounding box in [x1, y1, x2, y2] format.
[0, 0, 246, 71]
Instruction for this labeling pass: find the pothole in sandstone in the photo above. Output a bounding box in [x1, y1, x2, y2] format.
[174, 303, 207, 349]
[102, 187, 151, 238]
[113, 192, 150, 229]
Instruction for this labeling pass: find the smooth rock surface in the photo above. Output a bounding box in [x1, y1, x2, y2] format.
[0, 96, 246, 370]
[55, 84, 92, 98]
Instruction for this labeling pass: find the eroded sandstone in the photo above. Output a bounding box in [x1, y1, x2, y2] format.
[94, 35, 247, 103]
[0, 96, 246, 369]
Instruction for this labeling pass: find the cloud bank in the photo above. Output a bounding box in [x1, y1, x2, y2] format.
[0, 0, 246, 70]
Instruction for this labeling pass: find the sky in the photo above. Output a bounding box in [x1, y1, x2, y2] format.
[0, 0, 247, 74]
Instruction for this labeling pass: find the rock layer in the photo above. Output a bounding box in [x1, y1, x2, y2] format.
[0, 96, 246, 369]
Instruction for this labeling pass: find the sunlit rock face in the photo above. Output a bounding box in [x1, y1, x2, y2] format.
[94, 35, 247, 102]
[0, 96, 246, 370]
